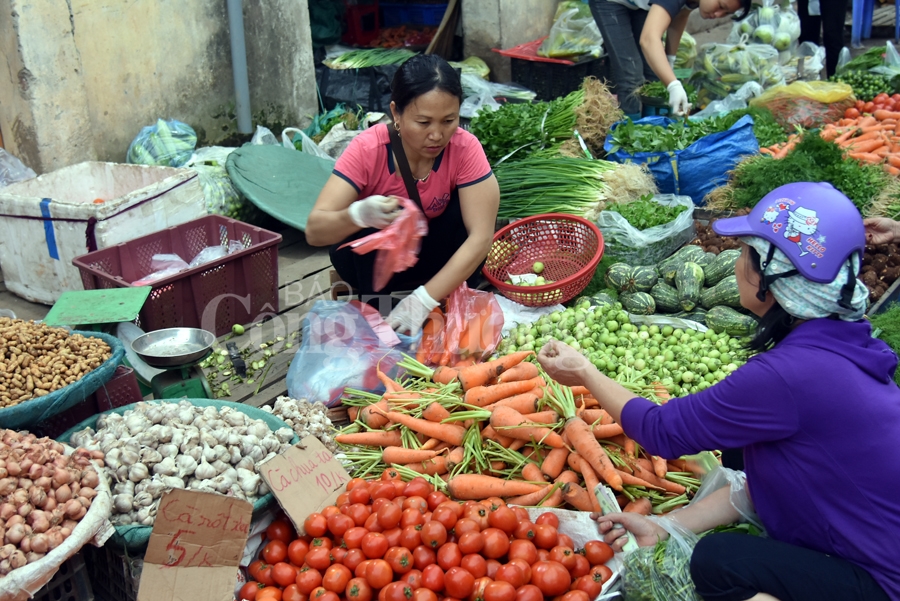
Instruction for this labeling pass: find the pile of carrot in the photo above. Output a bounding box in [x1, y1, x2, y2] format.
[335, 351, 700, 515]
[820, 112, 900, 175]
[416, 299, 503, 367]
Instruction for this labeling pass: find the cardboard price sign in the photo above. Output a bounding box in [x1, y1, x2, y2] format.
[137, 489, 253, 601]
[260, 436, 350, 534]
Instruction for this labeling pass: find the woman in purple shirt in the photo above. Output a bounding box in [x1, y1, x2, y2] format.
[539, 182, 900, 600]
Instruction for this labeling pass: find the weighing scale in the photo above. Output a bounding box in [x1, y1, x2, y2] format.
[131, 328, 216, 399]
[42, 288, 153, 330]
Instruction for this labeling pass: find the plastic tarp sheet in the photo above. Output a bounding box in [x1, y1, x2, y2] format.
[603, 115, 759, 205]
[226, 145, 334, 232]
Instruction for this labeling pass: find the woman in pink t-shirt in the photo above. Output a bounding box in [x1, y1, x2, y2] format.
[306, 55, 500, 336]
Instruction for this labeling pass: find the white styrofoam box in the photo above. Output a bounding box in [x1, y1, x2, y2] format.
[0, 162, 206, 304]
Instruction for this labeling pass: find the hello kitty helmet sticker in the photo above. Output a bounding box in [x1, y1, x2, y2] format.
[712, 182, 865, 284]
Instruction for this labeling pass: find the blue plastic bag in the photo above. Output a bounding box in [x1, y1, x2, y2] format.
[286, 300, 419, 407]
[603, 115, 759, 205]
[126, 119, 197, 168]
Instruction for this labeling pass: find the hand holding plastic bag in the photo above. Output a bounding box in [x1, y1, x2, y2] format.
[622, 516, 701, 601]
[444, 283, 504, 360]
[339, 197, 429, 292]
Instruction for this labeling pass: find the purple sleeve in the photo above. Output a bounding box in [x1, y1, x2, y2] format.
[620, 357, 800, 459]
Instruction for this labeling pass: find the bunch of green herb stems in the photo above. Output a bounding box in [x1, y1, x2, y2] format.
[494, 156, 617, 220]
[334, 355, 700, 511]
[328, 48, 417, 69]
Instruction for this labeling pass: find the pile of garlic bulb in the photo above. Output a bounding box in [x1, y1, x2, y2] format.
[68, 400, 294, 526]
[261, 397, 337, 453]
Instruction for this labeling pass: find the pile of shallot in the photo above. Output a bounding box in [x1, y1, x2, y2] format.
[0, 429, 103, 577]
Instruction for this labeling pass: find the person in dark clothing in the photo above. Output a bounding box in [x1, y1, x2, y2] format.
[796, 0, 849, 77]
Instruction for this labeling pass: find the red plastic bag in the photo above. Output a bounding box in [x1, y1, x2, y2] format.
[416, 283, 503, 366]
[339, 197, 428, 292]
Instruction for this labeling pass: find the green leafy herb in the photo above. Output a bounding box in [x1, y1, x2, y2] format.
[609, 108, 787, 155]
[469, 90, 584, 164]
[605, 197, 688, 230]
[870, 304, 900, 386]
[729, 134, 887, 213]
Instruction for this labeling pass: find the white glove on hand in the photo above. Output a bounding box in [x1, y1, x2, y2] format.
[348, 195, 401, 230]
[388, 286, 439, 336]
[667, 80, 691, 117]
[667, 55, 677, 69]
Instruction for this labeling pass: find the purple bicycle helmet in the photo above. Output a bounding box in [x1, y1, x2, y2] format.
[713, 182, 865, 308]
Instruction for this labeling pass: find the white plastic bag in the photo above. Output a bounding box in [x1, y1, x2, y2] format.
[622, 516, 701, 601]
[250, 125, 279, 146]
[0, 149, 36, 188]
[871, 41, 900, 76]
[691, 81, 764, 120]
[283, 127, 335, 161]
[597, 195, 696, 264]
[691, 466, 765, 532]
[538, 5, 604, 59]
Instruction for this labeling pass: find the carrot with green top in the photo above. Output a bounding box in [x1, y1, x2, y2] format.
[489, 405, 566, 448]
[465, 379, 541, 407]
[483, 392, 540, 414]
[403, 456, 448, 475]
[380, 410, 466, 446]
[545, 382, 623, 491]
[522, 462, 547, 483]
[457, 351, 535, 390]
[496, 361, 539, 383]
[422, 402, 451, 423]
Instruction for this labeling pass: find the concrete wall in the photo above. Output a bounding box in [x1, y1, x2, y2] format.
[0, 0, 317, 175]
[462, 0, 560, 82]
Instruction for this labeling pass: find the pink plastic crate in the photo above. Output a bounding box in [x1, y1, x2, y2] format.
[72, 215, 281, 337]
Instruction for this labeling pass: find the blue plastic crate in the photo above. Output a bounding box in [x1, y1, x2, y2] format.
[382, 2, 447, 27]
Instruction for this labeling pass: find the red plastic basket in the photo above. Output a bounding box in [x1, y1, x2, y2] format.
[72, 215, 282, 337]
[482, 214, 604, 308]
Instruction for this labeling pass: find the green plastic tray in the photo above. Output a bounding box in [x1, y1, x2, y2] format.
[60, 398, 299, 552]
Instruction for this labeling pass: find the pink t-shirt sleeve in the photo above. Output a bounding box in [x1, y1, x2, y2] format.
[455, 131, 493, 188]
[333, 130, 375, 193]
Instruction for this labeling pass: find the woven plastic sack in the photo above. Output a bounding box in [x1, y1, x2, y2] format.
[622, 517, 701, 601]
[0, 331, 124, 430]
[603, 115, 759, 206]
[597, 195, 695, 265]
[126, 119, 197, 168]
[0, 448, 113, 601]
[286, 301, 418, 407]
[58, 398, 298, 552]
[750, 80, 855, 129]
[338, 197, 428, 292]
[690, 43, 784, 107]
[537, 2, 603, 60]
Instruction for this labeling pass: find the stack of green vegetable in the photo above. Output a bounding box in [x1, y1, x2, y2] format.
[498, 296, 754, 398]
[493, 157, 657, 221]
[601, 246, 757, 337]
[608, 108, 787, 154]
[605, 196, 688, 230]
[470, 77, 623, 164]
[324, 48, 417, 69]
[706, 134, 897, 216]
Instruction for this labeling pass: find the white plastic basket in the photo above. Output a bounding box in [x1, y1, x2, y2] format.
[0, 162, 206, 304]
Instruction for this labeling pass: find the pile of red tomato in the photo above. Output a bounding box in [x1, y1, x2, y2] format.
[845, 94, 900, 119]
[240, 471, 615, 601]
